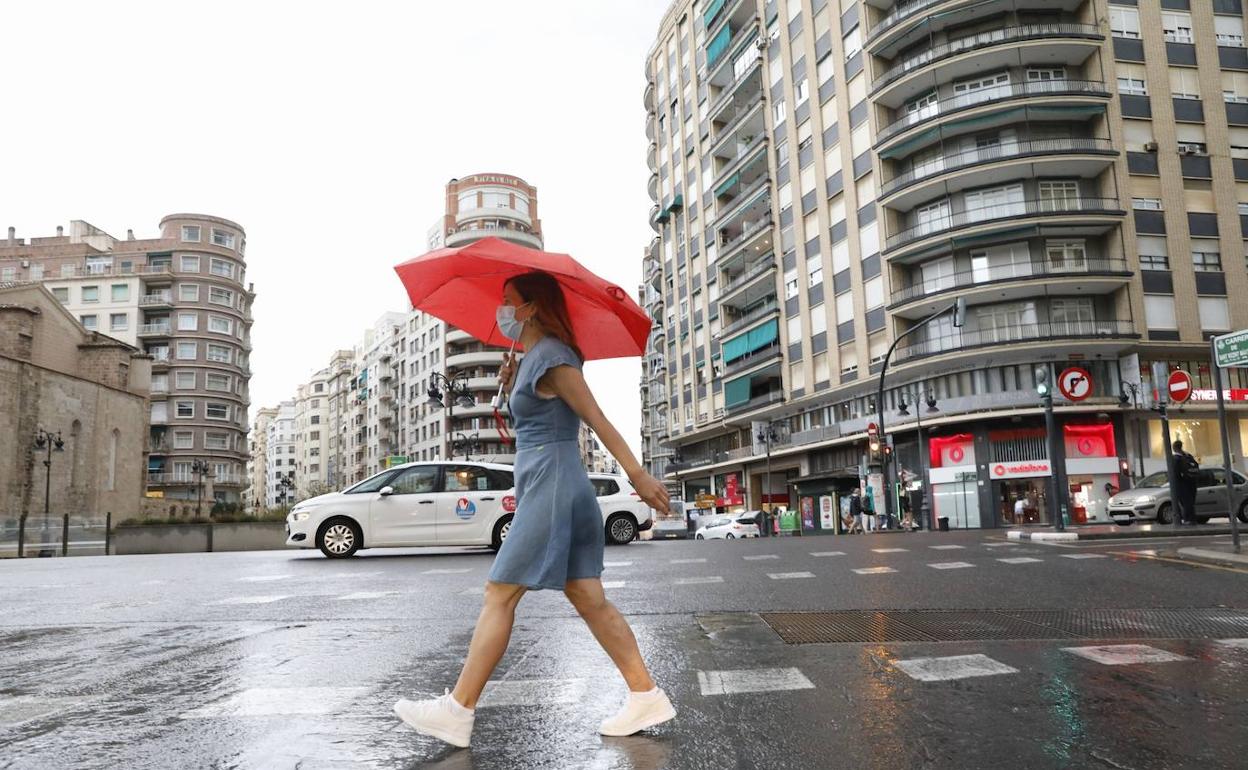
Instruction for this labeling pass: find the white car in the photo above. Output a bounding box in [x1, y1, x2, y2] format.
[695, 514, 761, 540]
[588, 473, 654, 545]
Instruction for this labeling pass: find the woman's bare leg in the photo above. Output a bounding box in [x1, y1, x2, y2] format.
[564, 578, 654, 691]
[450, 581, 528, 708]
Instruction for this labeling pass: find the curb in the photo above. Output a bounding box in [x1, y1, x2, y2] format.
[1007, 531, 1078, 541]
[1006, 527, 1237, 541]
[1174, 547, 1248, 568]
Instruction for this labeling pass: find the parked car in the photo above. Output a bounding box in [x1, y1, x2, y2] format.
[649, 499, 689, 540]
[695, 514, 761, 540]
[1107, 467, 1248, 525]
[588, 473, 654, 545]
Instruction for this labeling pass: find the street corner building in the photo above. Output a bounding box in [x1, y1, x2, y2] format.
[0, 215, 255, 510]
[0, 282, 152, 523]
[639, 0, 1248, 530]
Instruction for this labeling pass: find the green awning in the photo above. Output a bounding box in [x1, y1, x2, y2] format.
[723, 318, 778, 363]
[704, 0, 726, 27]
[1025, 103, 1107, 119]
[723, 330, 751, 362]
[878, 126, 941, 160]
[715, 173, 741, 197]
[724, 374, 752, 406]
[707, 25, 732, 67]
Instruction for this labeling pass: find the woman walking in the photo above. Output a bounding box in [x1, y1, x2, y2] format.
[394, 271, 676, 749]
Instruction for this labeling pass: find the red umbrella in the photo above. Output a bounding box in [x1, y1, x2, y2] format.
[393, 236, 653, 360]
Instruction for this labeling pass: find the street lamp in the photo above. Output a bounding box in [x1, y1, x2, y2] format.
[427, 371, 476, 459]
[453, 431, 481, 461]
[1118, 381, 1147, 480]
[897, 387, 938, 530]
[1035, 365, 1069, 530]
[755, 423, 778, 537]
[276, 471, 295, 507]
[191, 459, 215, 517]
[26, 428, 65, 557]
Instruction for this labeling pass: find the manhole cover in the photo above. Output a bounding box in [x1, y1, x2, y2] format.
[761, 611, 934, 643]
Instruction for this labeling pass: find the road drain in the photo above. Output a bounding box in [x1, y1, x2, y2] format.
[759, 608, 1248, 644]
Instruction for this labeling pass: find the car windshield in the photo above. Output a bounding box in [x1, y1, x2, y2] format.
[1136, 472, 1170, 488]
[707, 517, 732, 527]
[344, 469, 398, 494]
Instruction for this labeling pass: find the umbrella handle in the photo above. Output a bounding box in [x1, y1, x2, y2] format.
[489, 337, 520, 410]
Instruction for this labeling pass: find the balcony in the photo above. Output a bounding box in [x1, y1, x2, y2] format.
[707, 44, 764, 124]
[875, 79, 1111, 148]
[894, 320, 1139, 363]
[717, 211, 773, 266]
[713, 178, 770, 231]
[647, 142, 657, 172]
[722, 342, 781, 379]
[138, 293, 173, 308]
[706, 12, 759, 89]
[885, 197, 1125, 257]
[138, 323, 172, 337]
[447, 350, 503, 369]
[445, 226, 542, 250]
[880, 137, 1117, 206]
[644, 80, 655, 112]
[890, 258, 1132, 318]
[648, 173, 660, 203]
[719, 257, 777, 306]
[710, 98, 765, 159]
[712, 136, 768, 201]
[724, 388, 783, 416]
[871, 23, 1103, 103]
[457, 206, 532, 228]
[719, 298, 779, 337]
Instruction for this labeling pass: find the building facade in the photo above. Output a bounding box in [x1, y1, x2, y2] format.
[265, 401, 297, 508]
[1, 215, 255, 506]
[642, 0, 1248, 529]
[247, 406, 276, 512]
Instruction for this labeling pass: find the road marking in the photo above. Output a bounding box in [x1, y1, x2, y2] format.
[893, 654, 1018, 682]
[326, 571, 383, 579]
[997, 557, 1043, 565]
[1130, 549, 1159, 556]
[210, 595, 290, 605]
[927, 562, 975, 570]
[422, 568, 473, 574]
[603, 561, 634, 567]
[674, 576, 724, 585]
[928, 545, 966, 550]
[460, 585, 485, 596]
[982, 542, 1018, 548]
[670, 558, 707, 564]
[602, 581, 627, 589]
[480, 678, 586, 707]
[335, 591, 398, 601]
[743, 554, 780, 561]
[697, 668, 815, 696]
[767, 571, 815, 580]
[237, 575, 291, 583]
[1215, 638, 1248, 650]
[0, 696, 92, 727]
[1061, 644, 1191, 666]
[872, 548, 908, 553]
[810, 551, 846, 557]
[853, 567, 897, 575]
[181, 686, 369, 718]
[1058, 554, 1107, 560]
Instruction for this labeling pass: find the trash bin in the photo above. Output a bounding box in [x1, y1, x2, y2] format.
[937, 516, 950, 532]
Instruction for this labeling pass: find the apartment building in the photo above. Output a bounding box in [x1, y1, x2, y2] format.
[247, 406, 276, 512]
[641, 0, 1248, 529]
[265, 401, 297, 508]
[0, 215, 254, 507]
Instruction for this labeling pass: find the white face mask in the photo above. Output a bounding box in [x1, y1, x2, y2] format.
[496, 303, 529, 341]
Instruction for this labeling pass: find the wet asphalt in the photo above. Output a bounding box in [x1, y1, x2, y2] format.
[2, 530, 1247, 769]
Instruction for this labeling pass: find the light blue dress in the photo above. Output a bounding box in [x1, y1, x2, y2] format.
[488, 336, 604, 590]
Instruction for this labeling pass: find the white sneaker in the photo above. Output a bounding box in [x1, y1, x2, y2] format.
[599, 688, 677, 736]
[394, 689, 474, 748]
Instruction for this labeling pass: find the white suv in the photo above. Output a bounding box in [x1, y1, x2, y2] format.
[285, 461, 517, 558]
[588, 474, 654, 545]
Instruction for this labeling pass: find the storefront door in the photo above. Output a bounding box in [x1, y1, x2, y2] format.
[997, 478, 1050, 526]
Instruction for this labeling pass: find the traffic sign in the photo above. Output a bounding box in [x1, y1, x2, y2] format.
[1214, 328, 1248, 368]
[867, 422, 878, 437]
[1167, 369, 1193, 404]
[1057, 367, 1092, 401]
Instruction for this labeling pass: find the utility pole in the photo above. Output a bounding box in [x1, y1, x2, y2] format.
[1035, 365, 1068, 530]
[30, 429, 65, 558]
[756, 423, 776, 537]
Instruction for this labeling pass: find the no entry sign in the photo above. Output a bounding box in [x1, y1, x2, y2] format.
[1167, 369, 1193, 404]
[1058, 367, 1092, 401]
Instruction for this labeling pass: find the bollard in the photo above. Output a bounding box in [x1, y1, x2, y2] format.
[206, 523, 214, 553]
[62, 514, 69, 557]
[105, 512, 111, 555]
[17, 513, 26, 558]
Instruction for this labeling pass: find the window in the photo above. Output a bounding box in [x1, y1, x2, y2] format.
[208, 315, 232, 334]
[174, 431, 194, 449]
[179, 283, 200, 302]
[835, 291, 854, 324]
[209, 287, 233, 306]
[310, 415, 321, 425]
[807, 255, 823, 287]
[211, 229, 236, 249]
[81, 285, 99, 303]
[1138, 236, 1170, 270]
[1199, 297, 1231, 331]
[1117, 77, 1147, 96]
[1170, 68, 1201, 100]
[1037, 180, 1080, 210]
[795, 78, 809, 106]
[204, 433, 229, 450]
[1110, 6, 1140, 38]
[1178, 140, 1207, 154]
[110, 313, 128, 331]
[842, 25, 861, 60]
[177, 312, 198, 331]
[210, 258, 233, 278]
[52, 287, 69, 303]
[206, 403, 230, 420]
[1162, 11, 1193, 44]
[1217, 16, 1245, 48]
[151, 373, 168, 393]
[181, 225, 201, 242]
[1132, 197, 1162, 210]
[206, 344, 232, 363]
[864, 276, 884, 309]
[111, 284, 129, 302]
[774, 98, 787, 125]
[179, 255, 200, 272]
[966, 183, 1025, 219]
[1050, 298, 1094, 330]
[590, 478, 621, 497]
[952, 71, 1010, 102]
[175, 401, 195, 418]
[1192, 241, 1222, 272]
[389, 465, 439, 494]
[176, 342, 197, 360]
[905, 90, 938, 119]
[1026, 68, 1066, 83]
[784, 269, 799, 299]
[80, 314, 98, 330]
[176, 371, 196, 389]
[1144, 295, 1178, 330]
[206, 373, 231, 391]
[1045, 240, 1087, 271]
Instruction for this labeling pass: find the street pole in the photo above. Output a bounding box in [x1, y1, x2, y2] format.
[1152, 362, 1181, 530]
[916, 390, 931, 530]
[1037, 365, 1066, 531]
[1210, 338, 1242, 552]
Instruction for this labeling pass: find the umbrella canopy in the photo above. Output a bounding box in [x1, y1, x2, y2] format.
[393, 237, 653, 360]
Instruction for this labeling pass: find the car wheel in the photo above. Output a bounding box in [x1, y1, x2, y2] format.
[726, 533, 735, 539]
[317, 517, 362, 559]
[606, 514, 638, 546]
[490, 515, 513, 552]
[695, 533, 704, 540]
[1155, 503, 1173, 525]
[1239, 500, 1248, 524]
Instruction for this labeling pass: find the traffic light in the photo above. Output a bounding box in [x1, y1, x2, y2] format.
[1035, 366, 1050, 398]
[868, 434, 881, 463]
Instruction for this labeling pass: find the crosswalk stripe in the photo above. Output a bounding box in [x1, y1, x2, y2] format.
[1061, 644, 1191, 665]
[927, 562, 974, 570]
[893, 654, 1018, 682]
[810, 551, 846, 557]
[422, 568, 473, 574]
[602, 581, 627, 589]
[670, 558, 707, 564]
[604, 561, 633, 567]
[872, 548, 908, 553]
[674, 576, 724, 585]
[997, 557, 1043, 564]
[697, 668, 815, 696]
[928, 545, 965, 550]
[744, 554, 781, 561]
[1059, 554, 1107, 560]
[767, 572, 815, 580]
[853, 566, 897, 575]
[335, 591, 398, 601]
[180, 687, 368, 718]
[210, 595, 289, 605]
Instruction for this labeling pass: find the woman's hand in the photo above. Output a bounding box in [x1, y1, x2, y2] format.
[499, 352, 517, 392]
[629, 470, 670, 515]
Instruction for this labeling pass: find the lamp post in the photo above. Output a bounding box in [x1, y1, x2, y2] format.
[192, 459, 215, 517]
[897, 387, 938, 530]
[755, 423, 777, 537]
[453, 432, 481, 462]
[277, 471, 295, 507]
[27, 428, 66, 558]
[1118, 381, 1147, 481]
[427, 371, 476, 459]
[1035, 365, 1068, 531]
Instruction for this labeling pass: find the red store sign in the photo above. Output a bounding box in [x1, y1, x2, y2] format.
[1189, 389, 1248, 402]
[992, 461, 1052, 479]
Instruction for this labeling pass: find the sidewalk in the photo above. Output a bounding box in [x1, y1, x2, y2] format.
[1006, 522, 1238, 542]
[1171, 542, 1248, 568]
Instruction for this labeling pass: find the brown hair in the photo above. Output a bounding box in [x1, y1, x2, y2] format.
[506, 271, 584, 361]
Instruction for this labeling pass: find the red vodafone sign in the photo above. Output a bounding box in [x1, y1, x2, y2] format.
[1167, 369, 1193, 404]
[992, 461, 1052, 479]
[1058, 367, 1092, 401]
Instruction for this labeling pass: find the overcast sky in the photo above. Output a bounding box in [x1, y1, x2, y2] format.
[2, 0, 672, 460]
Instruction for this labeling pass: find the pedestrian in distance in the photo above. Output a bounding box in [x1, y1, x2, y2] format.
[394, 272, 676, 749]
[1172, 439, 1200, 525]
[848, 487, 865, 534]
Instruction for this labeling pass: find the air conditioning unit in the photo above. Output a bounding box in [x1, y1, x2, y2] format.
[20, 260, 29, 268]
[1143, 141, 1159, 152]
[1178, 145, 1201, 155]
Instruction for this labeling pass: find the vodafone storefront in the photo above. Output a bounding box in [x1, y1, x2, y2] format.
[989, 423, 1120, 526]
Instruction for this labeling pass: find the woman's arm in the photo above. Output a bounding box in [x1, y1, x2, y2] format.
[540, 365, 671, 514]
